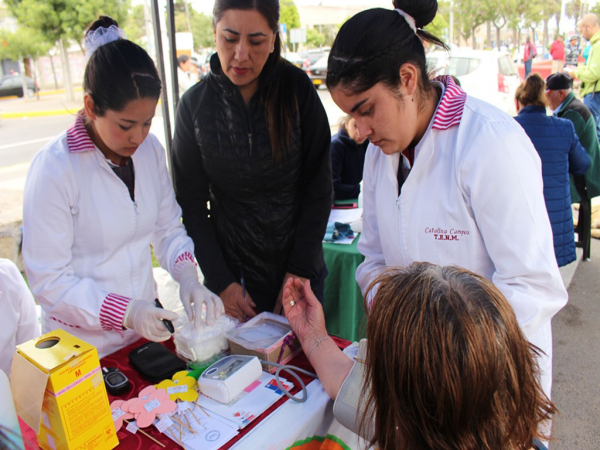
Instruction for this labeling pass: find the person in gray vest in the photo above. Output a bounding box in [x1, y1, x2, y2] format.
[565, 35, 580, 68]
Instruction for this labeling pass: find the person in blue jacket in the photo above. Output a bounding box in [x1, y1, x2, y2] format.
[331, 115, 369, 201]
[514, 74, 591, 267]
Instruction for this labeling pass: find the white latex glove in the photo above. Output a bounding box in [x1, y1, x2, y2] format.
[177, 265, 225, 327]
[123, 299, 178, 341]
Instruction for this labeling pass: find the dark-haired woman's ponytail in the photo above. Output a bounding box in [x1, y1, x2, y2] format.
[86, 16, 119, 36]
[392, 0, 438, 28]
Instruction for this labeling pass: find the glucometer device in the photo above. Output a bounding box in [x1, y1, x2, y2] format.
[198, 355, 262, 404]
[102, 367, 131, 396]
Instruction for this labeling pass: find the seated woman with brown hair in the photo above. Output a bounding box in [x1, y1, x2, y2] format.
[283, 262, 556, 450]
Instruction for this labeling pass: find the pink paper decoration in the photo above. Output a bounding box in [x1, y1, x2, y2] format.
[126, 386, 177, 428]
[110, 399, 134, 431]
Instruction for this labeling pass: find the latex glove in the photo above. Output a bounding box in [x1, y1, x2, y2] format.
[178, 265, 224, 327]
[123, 299, 178, 342]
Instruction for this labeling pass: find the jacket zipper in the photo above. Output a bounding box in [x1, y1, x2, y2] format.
[235, 86, 277, 287]
[129, 199, 139, 298]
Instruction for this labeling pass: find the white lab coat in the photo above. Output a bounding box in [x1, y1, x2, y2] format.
[22, 130, 195, 358]
[357, 93, 567, 397]
[0, 259, 40, 375]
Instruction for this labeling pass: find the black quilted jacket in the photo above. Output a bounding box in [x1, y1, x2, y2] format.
[171, 53, 332, 312]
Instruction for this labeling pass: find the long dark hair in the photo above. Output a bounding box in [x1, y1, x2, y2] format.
[84, 16, 162, 116]
[363, 263, 556, 450]
[213, 0, 296, 162]
[326, 0, 447, 107]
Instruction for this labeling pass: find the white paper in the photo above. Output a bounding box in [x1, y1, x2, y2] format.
[155, 416, 174, 433]
[197, 372, 292, 429]
[167, 385, 188, 394]
[177, 402, 191, 413]
[125, 421, 138, 434]
[163, 408, 238, 450]
[328, 208, 363, 224]
[143, 398, 161, 413]
[111, 408, 126, 421]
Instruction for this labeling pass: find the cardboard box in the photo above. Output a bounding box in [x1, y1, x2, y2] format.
[10, 329, 118, 450]
[226, 312, 301, 373]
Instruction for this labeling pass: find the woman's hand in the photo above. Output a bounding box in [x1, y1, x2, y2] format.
[282, 277, 327, 347]
[220, 282, 256, 321]
[274, 273, 308, 315]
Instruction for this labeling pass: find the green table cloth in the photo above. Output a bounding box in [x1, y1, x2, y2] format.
[322, 234, 366, 342]
[333, 198, 358, 206]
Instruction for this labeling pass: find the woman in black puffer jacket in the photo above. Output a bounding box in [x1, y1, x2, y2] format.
[171, 0, 332, 320]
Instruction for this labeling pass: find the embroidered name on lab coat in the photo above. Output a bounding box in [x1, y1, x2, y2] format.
[425, 227, 470, 241]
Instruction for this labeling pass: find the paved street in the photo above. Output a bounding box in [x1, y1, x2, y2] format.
[0, 115, 74, 168]
[0, 89, 343, 224]
[552, 238, 600, 448]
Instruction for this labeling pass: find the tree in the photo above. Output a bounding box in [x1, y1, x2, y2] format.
[0, 26, 52, 97]
[454, 0, 490, 48]
[490, 0, 517, 50]
[306, 27, 325, 48]
[425, 11, 449, 43]
[5, 0, 129, 101]
[541, 0, 561, 49]
[174, 2, 213, 51]
[123, 4, 146, 46]
[566, 0, 588, 31]
[280, 0, 300, 51]
[280, 0, 300, 30]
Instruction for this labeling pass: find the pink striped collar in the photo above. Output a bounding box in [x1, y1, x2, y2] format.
[66, 112, 96, 153]
[431, 75, 467, 130]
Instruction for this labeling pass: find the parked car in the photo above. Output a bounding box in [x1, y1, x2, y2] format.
[0, 74, 38, 98]
[284, 52, 305, 68]
[443, 49, 520, 115]
[306, 54, 328, 88]
[300, 48, 331, 70]
[426, 50, 451, 77]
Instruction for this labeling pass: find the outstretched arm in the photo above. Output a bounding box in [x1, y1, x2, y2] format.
[282, 278, 353, 400]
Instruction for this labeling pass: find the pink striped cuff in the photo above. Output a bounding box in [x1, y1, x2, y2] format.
[50, 316, 81, 329]
[100, 293, 131, 334]
[432, 75, 467, 130]
[173, 251, 197, 279]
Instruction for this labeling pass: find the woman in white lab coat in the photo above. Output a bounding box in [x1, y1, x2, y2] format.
[325, 2, 567, 398]
[0, 258, 39, 375]
[22, 17, 223, 357]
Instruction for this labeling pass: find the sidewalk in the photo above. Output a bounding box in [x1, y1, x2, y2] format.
[552, 238, 600, 448]
[0, 90, 84, 119]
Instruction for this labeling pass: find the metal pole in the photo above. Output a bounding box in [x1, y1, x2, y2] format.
[166, 0, 180, 110]
[150, 0, 173, 159]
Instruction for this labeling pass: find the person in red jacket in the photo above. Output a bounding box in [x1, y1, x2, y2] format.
[550, 35, 565, 73]
[523, 35, 537, 78]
